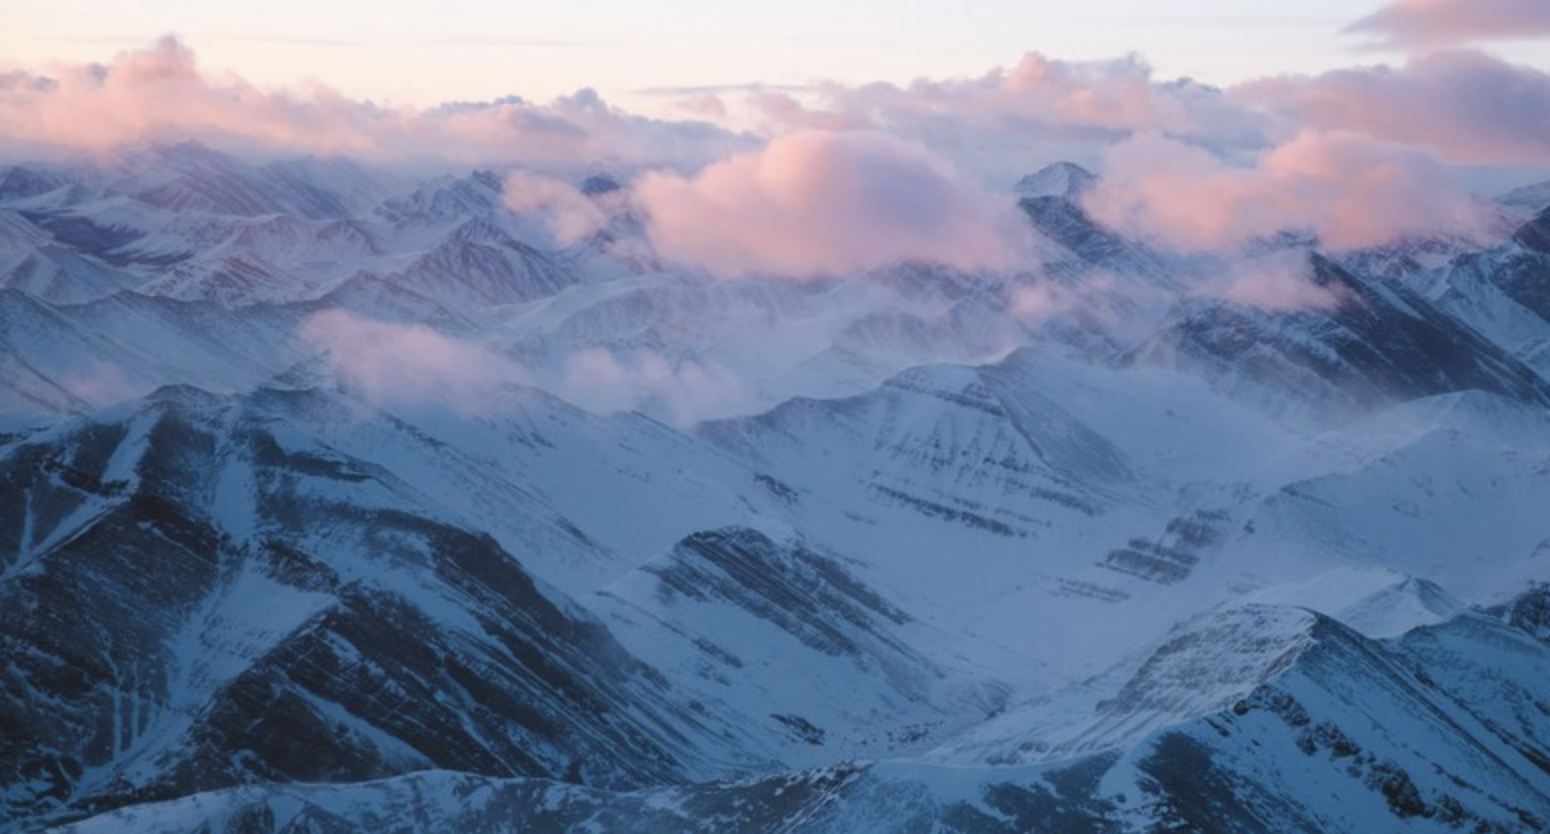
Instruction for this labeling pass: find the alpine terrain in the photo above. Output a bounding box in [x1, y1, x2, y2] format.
[2, 141, 1550, 834]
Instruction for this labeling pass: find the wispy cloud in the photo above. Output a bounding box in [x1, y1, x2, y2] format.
[298, 310, 529, 414]
[1346, 0, 1550, 51]
[558, 348, 748, 427]
[58, 360, 146, 408]
[299, 310, 758, 425]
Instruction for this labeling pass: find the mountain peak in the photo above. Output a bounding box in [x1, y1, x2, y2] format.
[580, 174, 623, 196]
[1014, 162, 1097, 201]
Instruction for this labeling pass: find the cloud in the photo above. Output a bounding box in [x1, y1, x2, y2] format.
[634, 130, 1026, 278]
[58, 360, 146, 408]
[745, 53, 1233, 138]
[558, 348, 747, 427]
[1082, 130, 1491, 252]
[1236, 51, 1550, 166]
[672, 94, 729, 120]
[502, 171, 608, 246]
[1010, 281, 1084, 326]
[1346, 0, 1550, 51]
[692, 53, 1268, 184]
[0, 37, 747, 170]
[298, 310, 529, 413]
[299, 310, 753, 425]
[1213, 252, 1349, 313]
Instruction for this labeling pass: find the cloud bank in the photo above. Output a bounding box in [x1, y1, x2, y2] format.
[6, 28, 1550, 284]
[1083, 131, 1490, 252]
[1347, 0, 1550, 51]
[684, 53, 1265, 184]
[1238, 51, 1550, 167]
[0, 37, 746, 170]
[635, 130, 1025, 278]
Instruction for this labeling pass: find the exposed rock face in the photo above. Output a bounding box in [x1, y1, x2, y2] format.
[0, 391, 719, 823]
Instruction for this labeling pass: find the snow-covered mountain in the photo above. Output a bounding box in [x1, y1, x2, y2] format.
[3, 146, 1550, 833]
[1500, 179, 1550, 215]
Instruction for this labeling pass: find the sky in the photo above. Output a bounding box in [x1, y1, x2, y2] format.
[7, 0, 1550, 110]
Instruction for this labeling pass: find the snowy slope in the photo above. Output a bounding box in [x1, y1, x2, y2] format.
[45, 605, 1550, 833]
[0, 388, 778, 823]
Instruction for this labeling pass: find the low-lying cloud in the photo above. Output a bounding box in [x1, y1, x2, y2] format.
[1083, 131, 1491, 252]
[635, 130, 1026, 278]
[1213, 252, 1349, 313]
[502, 171, 610, 246]
[299, 310, 529, 413]
[299, 310, 753, 425]
[559, 348, 749, 427]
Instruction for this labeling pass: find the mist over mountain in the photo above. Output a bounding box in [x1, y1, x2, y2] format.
[6, 6, 1550, 832]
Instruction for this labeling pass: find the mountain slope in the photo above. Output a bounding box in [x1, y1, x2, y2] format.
[46, 604, 1550, 834]
[1135, 253, 1550, 422]
[0, 387, 769, 824]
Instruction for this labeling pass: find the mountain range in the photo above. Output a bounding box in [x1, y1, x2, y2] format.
[3, 143, 1550, 833]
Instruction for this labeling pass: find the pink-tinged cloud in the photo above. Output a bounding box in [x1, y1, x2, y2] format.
[502, 171, 608, 246]
[1347, 0, 1550, 50]
[635, 130, 1024, 278]
[752, 54, 1201, 136]
[0, 37, 746, 169]
[298, 310, 528, 413]
[725, 53, 1266, 180]
[1083, 131, 1491, 252]
[1236, 51, 1550, 166]
[1214, 252, 1349, 313]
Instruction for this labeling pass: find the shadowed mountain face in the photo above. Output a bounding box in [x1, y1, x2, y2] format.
[43, 606, 1550, 834]
[0, 390, 732, 821]
[1514, 208, 1550, 255]
[1133, 254, 1550, 421]
[4, 146, 1550, 833]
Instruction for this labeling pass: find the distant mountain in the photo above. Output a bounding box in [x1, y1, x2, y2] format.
[1499, 179, 1550, 214]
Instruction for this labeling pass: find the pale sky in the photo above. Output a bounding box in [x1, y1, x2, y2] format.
[9, 0, 1550, 111]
